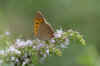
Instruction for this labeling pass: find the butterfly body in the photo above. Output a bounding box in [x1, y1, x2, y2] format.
[33, 11, 54, 40]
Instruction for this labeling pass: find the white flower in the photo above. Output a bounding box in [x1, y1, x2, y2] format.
[37, 43, 45, 49]
[54, 34, 62, 38]
[16, 39, 21, 43]
[43, 54, 47, 57]
[50, 39, 56, 43]
[56, 29, 63, 34]
[5, 32, 10, 35]
[60, 38, 70, 48]
[8, 46, 21, 54]
[16, 40, 26, 48]
[18, 41, 25, 46]
[65, 38, 70, 46]
[16, 58, 19, 62]
[16, 39, 33, 48]
[46, 49, 49, 55]
[54, 29, 63, 38]
[0, 50, 5, 55]
[60, 44, 66, 48]
[33, 46, 36, 49]
[36, 39, 40, 42]
[11, 56, 15, 61]
[22, 62, 26, 66]
[25, 40, 33, 46]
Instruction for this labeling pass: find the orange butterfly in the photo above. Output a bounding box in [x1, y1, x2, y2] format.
[33, 11, 54, 40]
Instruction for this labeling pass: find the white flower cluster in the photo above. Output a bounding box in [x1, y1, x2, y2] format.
[0, 29, 86, 66]
[15, 39, 33, 48]
[8, 46, 21, 55]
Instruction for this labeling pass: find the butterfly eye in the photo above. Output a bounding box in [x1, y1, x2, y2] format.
[48, 32, 50, 34]
[48, 32, 52, 34]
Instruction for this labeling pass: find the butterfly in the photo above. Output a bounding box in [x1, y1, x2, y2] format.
[33, 11, 54, 40]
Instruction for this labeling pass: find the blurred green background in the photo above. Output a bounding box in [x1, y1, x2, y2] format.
[0, 0, 100, 66]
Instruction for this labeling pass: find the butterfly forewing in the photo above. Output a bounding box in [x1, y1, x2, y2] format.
[34, 11, 54, 40]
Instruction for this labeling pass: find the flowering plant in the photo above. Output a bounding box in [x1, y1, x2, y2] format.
[0, 29, 86, 66]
